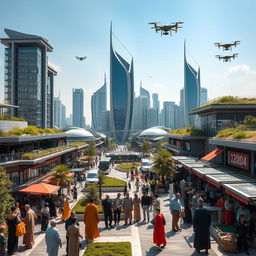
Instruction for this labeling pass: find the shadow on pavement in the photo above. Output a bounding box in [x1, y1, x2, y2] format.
[147, 224, 154, 230]
[135, 221, 147, 227]
[166, 230, 177, 238]
[180, 223, 192, 230]
[145, 246, 163, 256]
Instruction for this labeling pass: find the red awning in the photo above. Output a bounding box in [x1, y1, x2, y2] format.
[201, 149, 223, 161]
[225, 188, 249, 205]
[19, 183, 60, 195]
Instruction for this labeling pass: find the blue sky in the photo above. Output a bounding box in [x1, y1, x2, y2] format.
[0, 0, 256, 124]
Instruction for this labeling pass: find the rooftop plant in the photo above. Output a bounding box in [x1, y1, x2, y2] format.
[0, 115, 25, 121]
[168, 126, 204, 136]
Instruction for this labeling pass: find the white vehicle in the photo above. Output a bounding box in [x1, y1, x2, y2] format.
[141, 158, 152, 173]
[85, 168, 99, 184]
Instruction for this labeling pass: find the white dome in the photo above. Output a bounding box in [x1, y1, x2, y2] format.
[65, 128, 94, 138]
[139, 127, 167, 137]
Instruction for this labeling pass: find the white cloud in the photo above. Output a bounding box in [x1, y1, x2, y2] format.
[48, 61, 62, 72]
[227, 65, 256, 77]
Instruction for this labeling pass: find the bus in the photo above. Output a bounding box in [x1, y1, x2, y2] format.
[98, 157, 111, 174]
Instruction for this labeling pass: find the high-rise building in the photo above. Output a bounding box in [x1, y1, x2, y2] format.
[163, 101, 176, 129]
[101, 110, 110, 135]
[147, 108, 158, 128]
[1, 29, 56, 128]
[54, 97, 62, 129]
[184, 42, 200, 126]
[140, 82, 150, 108]
[110, 24, 134, 143]
[133, 95, 148, 130]
[152, 93, 160, 125]
[91, 74, 107, 131]
[72, 88, 84, 128]
[61, 104, 66, 129]
[200, 87, 208, 106]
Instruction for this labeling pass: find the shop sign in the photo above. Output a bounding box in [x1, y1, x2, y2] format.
[227, 151, 249, 170]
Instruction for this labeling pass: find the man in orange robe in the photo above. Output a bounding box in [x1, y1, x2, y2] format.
[61, 197, 71, 221]
[84, 199, 100, 241]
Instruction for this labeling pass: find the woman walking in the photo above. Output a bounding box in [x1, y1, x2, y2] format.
[41, 202, 50, 232]
[6, 206, 19, 255]
[133, 194, 141, 222]
[153, 208, 167, 250]
[67, 219, 83, 256]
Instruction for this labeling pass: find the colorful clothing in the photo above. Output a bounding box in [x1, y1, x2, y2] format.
[84, 203, 100, 240]
[153, 213, 167, 246]
[61, 200, 70, 221]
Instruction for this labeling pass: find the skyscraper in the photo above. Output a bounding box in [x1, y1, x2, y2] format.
[91, 74, 107, 131]
[200, 87, 208, 106]
[152, 93, 160, 125]
[54, 97, 62, 129]
[140, 82, 150, 108]
[184, 42, 200, 126]
[147, 108, 158, 128]
[72, 88, 85, 128]
[110, 24, 134, 143]
[133, 95, 148, 130]
[163, 101, 176, 129]
[1, 28, 56, 128]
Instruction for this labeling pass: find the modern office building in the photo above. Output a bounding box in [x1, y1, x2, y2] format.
[1, 28, 56, 128]
[140, 83, 150, 108]
[61, 104, 66, 129]
[133, 95, 148, 130]
[91, 74, 107, 131]
[101, 110, 111, 136]
[110, 24, 134, 143]
[152, 93, 160, 112]
[72, 88, 85, 128]
[184, 42, 201, 127]
[147, 108, 158, 128]
[54, 97, 62, 129]
[163, 101, 176, 129]
[200, 87, 208, 106]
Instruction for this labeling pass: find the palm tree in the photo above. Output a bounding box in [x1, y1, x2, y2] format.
[51, 165, 73, 195]
[151, 149, 175, 184]
[141, 140, 151, 156]
[84, 142, 96, 167]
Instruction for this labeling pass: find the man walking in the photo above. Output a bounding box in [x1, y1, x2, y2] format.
[113, 193, 123, 226]
[170, 193, 182, 232]
[191, 191, 201, 220]
[141, 192, 151, 223]
[102, 195, 113, 228]
[123, 192, 133, 225]
[65, 211, 78, 254]
[45, 220, 62, 256]
[193, 198, 211, 254]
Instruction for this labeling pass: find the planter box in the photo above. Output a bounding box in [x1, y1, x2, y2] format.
[76, 212, 125, 221]
[83, 186, 125, 192]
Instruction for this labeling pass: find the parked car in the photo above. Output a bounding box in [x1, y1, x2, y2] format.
[141, 158, 152, 173]
[85, 168, 99, 184]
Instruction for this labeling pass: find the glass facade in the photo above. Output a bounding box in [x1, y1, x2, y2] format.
[72, 89, 84, 128]
[110, 26, 134, 143]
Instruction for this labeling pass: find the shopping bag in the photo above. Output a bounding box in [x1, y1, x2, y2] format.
[16, 222, 26, 236]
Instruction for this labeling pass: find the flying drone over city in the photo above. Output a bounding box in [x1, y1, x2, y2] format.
[216, 53, 238, 62]
[148, 22, 184, 36]
[76, 56, 87, 61]
[214, 41, 241, 51]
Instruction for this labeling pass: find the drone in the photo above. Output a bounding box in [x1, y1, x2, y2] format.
[76, 56, 87, 61]
[216, 53, 238, 62]
[214, 41, 240, 51]
[148, 22, 184, 36]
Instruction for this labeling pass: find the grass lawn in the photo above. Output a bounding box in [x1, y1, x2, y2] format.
[116, 163, 140, 170]
[84, 242, 132, 256]
[87, 175, 126, 188]
[72, 199, 103, 214]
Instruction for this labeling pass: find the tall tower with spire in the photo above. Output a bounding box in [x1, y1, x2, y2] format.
[184, 41, 201, 126]
[110, 23, 134, 143]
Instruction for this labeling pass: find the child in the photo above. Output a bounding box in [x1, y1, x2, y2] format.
[236, 214, 249, 255]
[0, 226, 6, 256]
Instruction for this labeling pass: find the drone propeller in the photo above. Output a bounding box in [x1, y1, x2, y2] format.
[148, 22, 159, 24]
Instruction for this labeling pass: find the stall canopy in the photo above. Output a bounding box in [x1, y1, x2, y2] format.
[201, 149, 223, 161]
[192, 167, 231, 179]
[224, 183, 256, 205]
[171, 156, 196, 162]
[19, 183, 60, 195]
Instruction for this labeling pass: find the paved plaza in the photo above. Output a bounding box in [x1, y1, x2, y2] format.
[16, 167, 256, 256]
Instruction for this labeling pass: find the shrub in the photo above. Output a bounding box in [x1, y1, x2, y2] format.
[233, 131, 246, 139]
[23, 126, 39, 135]
[169, 126, 204, 136]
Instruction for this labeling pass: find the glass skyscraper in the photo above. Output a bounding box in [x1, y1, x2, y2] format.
[91, 74, 107, 131]
[110, 24, 134, 143]
[184, 41, 200, 126]
[140, 82, 150, 108]
[1, 29, 56, 128]
[72, 88, 85, 128]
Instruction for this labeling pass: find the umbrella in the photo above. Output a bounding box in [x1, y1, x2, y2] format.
[19, 183, 60, 195]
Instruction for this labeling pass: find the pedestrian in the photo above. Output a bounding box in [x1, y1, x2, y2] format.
[224, 198, 234, 225]
[23, 204, 37, 249]
[73, 186, 78, 201]
[193, 198, 211, 255]
[135, 178, 140, 192]
[216, 195, 225, 225]
[191, 192, 201, 220]
[41, 202, 50, 232]
[67, 219, 83, 256]
[133, 193, 141, 222]
[113, 193, 123, 226]
[6, 206, 18, 255]
[45, 220, 62, 256]
[47, 196, 57, 218]
[184, 191, 192, 224]
[236, 214, 249, 254]
[61, 196, 71, 222]
[152, 208, 167, 250]
[14, 201, 21, 218]
[236, 203, 251, 223]
[84, 199, 100, 242]
[65, 211, 79, 254]
[169, 182, 174, 199]
[123, 192, 133, 225]
[170, 193, 182, 232]
[153, 194, 160, 218]
[0, 226, 6, 256]
[128, 180, 131, 191]
[141, 192, 151, 223]
[102, 194, 113, 229]
[180, 179, 186, 199]
[123, 184, 127, 196]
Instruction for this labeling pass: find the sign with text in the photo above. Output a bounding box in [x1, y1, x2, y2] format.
[227, 151, 249, 170]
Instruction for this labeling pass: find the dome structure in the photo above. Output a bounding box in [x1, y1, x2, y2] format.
[139, 127, 167, 138]
[65, 128, 95, 141]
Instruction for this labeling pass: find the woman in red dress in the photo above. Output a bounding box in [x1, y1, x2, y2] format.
[153, 208, 167, 250]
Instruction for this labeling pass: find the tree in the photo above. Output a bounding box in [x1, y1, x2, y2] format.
[84, 142, 97, 166]
[151, 149, 175, 183]
[141, 140, 151, 156]
[0, 167, 14, 224]
[51, 165, 73, 195]
[85, 185, 100, 204]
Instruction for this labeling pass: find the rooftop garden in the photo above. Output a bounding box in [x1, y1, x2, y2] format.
[0, 125, 62, 137]
[0, 115, 25, 121]
[21, 142, 86, 160]
[168, 126, 204, 136]
[216, 115, 256, 141]
[195, 96, 256, 110]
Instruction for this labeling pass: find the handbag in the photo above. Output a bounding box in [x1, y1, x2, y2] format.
[16, 221, 26, 236]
